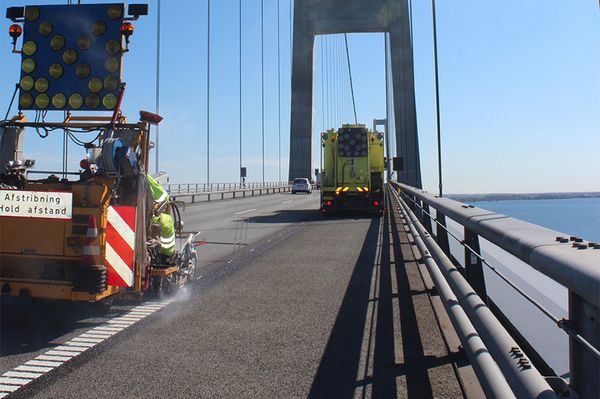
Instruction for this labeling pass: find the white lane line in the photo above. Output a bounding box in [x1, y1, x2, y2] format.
[234, 208, 256, 215]
[37, 355, 71, 362]
[2, 299, 174, 397]
[282, 200, 293, 204]
[53, 346, 87, 352]
[15, 366, 53, 373]
[65, 341, 96, 348]
[46, 350, 81, 357]
[26, 360, 62, 368]
[3, 371, 42, 379]
[0, 377, 32, 385]
[71, 337, 103, 343]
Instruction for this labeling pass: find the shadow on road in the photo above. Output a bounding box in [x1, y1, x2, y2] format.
[248, 209, 322, 224]
[309, 204, 448, 398]
[0, 298, 106, 356]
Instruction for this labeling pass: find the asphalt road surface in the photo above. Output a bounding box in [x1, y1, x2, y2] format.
[1, 191, 473, 398]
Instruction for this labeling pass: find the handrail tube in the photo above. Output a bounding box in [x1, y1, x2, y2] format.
[393, 182, 600, 309]
[392, 187, 558, 398]
[388, 190, 516, 398]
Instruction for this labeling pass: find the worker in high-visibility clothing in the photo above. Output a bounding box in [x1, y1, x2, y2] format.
[148, 175, 175, 257]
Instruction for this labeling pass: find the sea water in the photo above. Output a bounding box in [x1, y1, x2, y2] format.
[468, 197, 600, 242]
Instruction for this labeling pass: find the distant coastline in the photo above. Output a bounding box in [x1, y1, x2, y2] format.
[447, 192, 600, 203]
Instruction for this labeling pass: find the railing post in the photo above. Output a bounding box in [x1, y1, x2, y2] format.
[464, 228, 487, 299]
[422, 204, 433, 234]
[192, 195, 195, 203]
[569, 292, 600, 399]
[435, 212, 450, 254]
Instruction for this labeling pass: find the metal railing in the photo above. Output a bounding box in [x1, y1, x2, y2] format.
[387, 182, 600, 399]
[165, 182, 291, 203]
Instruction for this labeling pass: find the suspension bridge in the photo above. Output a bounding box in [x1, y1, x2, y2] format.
[0, 1, 598, 398]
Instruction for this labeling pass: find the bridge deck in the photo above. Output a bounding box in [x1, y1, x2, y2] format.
[2, 194, 481, 398]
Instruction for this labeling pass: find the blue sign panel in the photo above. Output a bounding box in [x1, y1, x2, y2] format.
[18, 3, 124, 111]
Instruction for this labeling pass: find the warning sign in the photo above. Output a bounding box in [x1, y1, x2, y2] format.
[0, 190, 73, 219]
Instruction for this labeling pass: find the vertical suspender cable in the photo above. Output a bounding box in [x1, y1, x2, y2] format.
[239, 0, 243, 184]
[261, 0, 265, 183]
[332, 36, 337, 127]
[277, 0, 281, 183]
[344, 34, 358, 124]
[321, 36, 327, 131]
[155, 0, 161, 174]
[325, 37, 329, 129]
[206, 0, 211, 184]
[431, 0, 443, 197]
[384, 33, 391, 181]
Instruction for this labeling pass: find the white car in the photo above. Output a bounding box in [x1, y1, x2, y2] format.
[291, 178, 312, 194]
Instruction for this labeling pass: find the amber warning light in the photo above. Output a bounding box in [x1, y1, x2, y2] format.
[140, 110, 163, 125]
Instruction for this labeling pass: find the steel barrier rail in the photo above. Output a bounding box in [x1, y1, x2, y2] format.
[390, 182, 600, 398]
[169, 185, 291, 203]
[166, 182, 290, 194]
[386, 189, 516, 398]
[389, 186, 557, 398]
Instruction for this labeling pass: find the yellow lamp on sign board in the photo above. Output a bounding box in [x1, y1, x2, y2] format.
[52, 93, 66, 109]
[49, 63, 63, 79]
[78, 35, 91, 50]
[88, 77, 103, 93]
[21, 59, 36, 73]
[102, 93, 117, 109]
[20, 76, 34, 91]
[51, 35, 65, 51]
[63, 49, 78, 65]
[105, 40, 120, 55]
[92, 21, 106, 36]
[34, 78, 49, 93]
[76, 64, 91, 79]
[25, 7, 40, 22]
[35, 94, 50, 109]
[104, 76, 119, 91]
[85, 93, 100, 109]
[20, 93, 33, 108]
[69, 93, 83, 109]
[39, 21, 53, 36]
[104, 58, 119, 73]
[107, 5, 123, 19]
[23, 41, 37, 56]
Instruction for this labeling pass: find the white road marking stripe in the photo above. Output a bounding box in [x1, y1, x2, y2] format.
[0, 385, 19, 392]
[3, 371, 41, 379]
[107, 321, 135, 326]
[16, 366, 53, 373]
[54, 345, 87, 352]
[282, 200, 293, 204]
[65, 341, 96, 348]
[26, 360, 62, 367]
[71, 337, 103, 343]
[107, 206, 135, 249]
[105, 242, 134, 286]
[0, 377, 31, 385]
[46, 350, 81, 357]
[91, 327, 122, 333]
[37, 355, 71, 362]
[80, 332, 112, 338]
[114, 317, 143, 321]
[234, 208, 256, 215]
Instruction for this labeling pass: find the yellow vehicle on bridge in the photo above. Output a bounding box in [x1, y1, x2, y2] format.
[320, 124, 385, 215]
[0, 3, 197, 306]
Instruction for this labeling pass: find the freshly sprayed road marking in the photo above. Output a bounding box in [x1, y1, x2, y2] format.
[234, 208, 256, 215]
[0, 299, 172, 397]
[16, 366, 53, 373]
[282, 200, 293, 204]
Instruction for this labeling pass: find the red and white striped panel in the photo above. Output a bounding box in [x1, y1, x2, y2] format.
[105, 206, 137, 287]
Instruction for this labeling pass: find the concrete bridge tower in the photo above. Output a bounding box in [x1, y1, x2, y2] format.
[289, 0, 422, 188]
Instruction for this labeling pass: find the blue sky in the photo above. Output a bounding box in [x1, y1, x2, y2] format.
[0, 0, 598, 193]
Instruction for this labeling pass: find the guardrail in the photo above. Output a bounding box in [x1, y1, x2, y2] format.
[387, 182, 600, 399]
[166, 182, 288, 194]
[167, 182, 291, 203]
